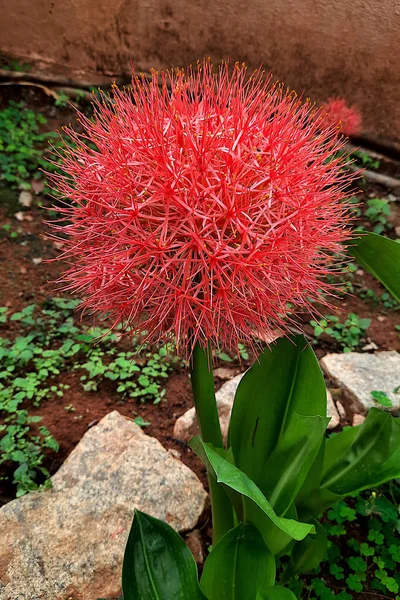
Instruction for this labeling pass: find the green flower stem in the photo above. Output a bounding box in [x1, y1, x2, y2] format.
[190, 342, 234, 543]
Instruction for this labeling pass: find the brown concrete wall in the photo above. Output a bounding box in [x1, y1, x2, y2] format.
[1, 0, 399, 140]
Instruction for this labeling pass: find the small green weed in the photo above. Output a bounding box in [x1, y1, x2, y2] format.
[133, 416, 151, 428]
[0, 410, 59, 496]
[310, 313, 371, 352]
[364, 198, 393, 234]
[0, 298, 177, 496]
[54, 91, 70, 108]
[215, 343, 249, 362]
[359, 287, 399, 310]
[324, 262, 357, 296]
[289, 481, 400, 598]
[1, 60, 31, 72]
[0, 101, 60, 190]
[2, 223, 19, 240]
[351, 149, 380, 170]
[370, 390, 393, 408]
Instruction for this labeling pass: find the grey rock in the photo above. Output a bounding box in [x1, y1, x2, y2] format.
[18, 190, 33, 207]
[320, 351, 400, 413]
[353, 413, 366, 426]
[327, 389, 340, 429]
[174, 373, 340, 441]
[336, 400, 346, 419]
[213, 366, 241, 380]
[0, 411, 207, 600]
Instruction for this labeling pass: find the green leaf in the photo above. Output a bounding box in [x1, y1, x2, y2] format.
[295, 442, 326, 520]
[283, 519, 327, 580]
[134, 416, 151, 428]
[229, 336, 326, 498]
[321, 408, 400, 497]
[370, 390, 393, 408]
[250, 586, 297, 600]
[261, 411, 329, 515]
[189, 436, 315, 542]
[200, 523, 275, 599]
[122, 510, 206, 600]
[348, 232, 400, 302]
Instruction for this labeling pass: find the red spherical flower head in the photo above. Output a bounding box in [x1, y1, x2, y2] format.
[50, 62, 353, 358]
[323, 97, 362, 137]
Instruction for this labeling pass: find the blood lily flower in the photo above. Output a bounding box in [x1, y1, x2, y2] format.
[323, 97, 362, 137]
[50, 62, 353, 357]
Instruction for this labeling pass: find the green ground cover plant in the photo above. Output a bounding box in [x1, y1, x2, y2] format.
[0, 101, 59, 190]
[0, 298, 176, 495]
[288, 480, 400, 599]
[310, 313, 371, 352]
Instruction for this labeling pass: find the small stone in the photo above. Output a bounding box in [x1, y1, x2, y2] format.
[31, 179, 45, 195]
[32, 257, 42, 265]
[356, 269, 365, 276]
[336, 400, 346, 418]
[18, 190, 33, 207]
[327, 389, 340, 429]
[320, 351, 400, 413]
[213, 367, 240, 380]
[362, 341, 379, 351]
[353, 413, 366, 426]
[185, 530, 205, 566]
[0, 411, 207, 600]
[395, 225, 400, 238]
[14, 211, 33, 223]
[377, 316, 386, 322]
[168, 448, 181, 459]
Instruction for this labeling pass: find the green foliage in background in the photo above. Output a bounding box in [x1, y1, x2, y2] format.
[288, 481, 400, 598]
[310, 313, 371, 352]
[0, 298, 176, 495]
[0, 101, 60, 190]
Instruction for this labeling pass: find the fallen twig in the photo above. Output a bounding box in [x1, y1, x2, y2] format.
[0, 80, 60, 100]
[348, 164, 400, 193]
[351, 133, 400, 162]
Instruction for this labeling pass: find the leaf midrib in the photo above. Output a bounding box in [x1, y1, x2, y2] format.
[321, 417, 388, 490]
[137, 515, 162, 600]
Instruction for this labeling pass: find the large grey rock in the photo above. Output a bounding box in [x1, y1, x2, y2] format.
[321, 351, 400, 413]
[173, 373, 340, 442]
[0, 411, 207, 600]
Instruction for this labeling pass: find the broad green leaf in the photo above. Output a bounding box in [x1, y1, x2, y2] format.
[321, 408, 400, 496]
[283, 519, 327, 581]
[249, 586, 297, 600]
[190, 436, 315, 541]
[246, 501, 297, 557]
[262, 411, 328, 515]
[348, 232, 400, 302]
[122, 510, 206, 600]
[295, 441, 326, 520]
[201, 523, 275, 599]
[297, 426, 359, 518]
[229, 336, 326, 496]
[321, 425, 359, 478]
